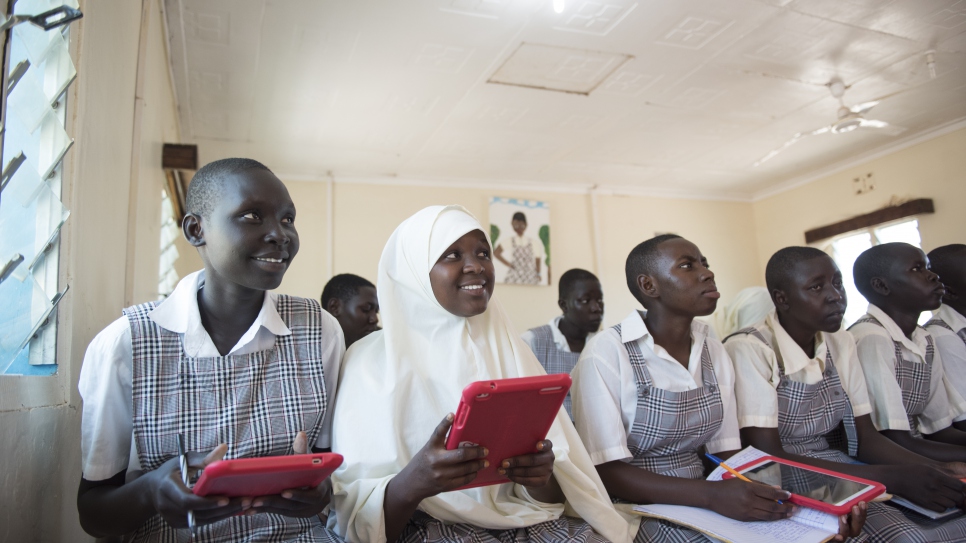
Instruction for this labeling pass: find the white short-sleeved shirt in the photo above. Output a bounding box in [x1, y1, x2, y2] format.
[926, 305, 966, 422]
[724, 311, 872, 429]
[78, 270, 345, 481]
[520, 316, 596, 354]
[849, 304, 953, 434]
[571, 310, 742, 466]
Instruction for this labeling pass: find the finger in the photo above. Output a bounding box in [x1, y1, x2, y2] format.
[501, 450, 555, 469]
[501, 464, 553, 479]
[279, 487, 329, 505]
[293, 431, 309, 455]
[750, 482, 792, 502]
[252, 495, 310, 512]
[429, 414, 455, 448]
[438, 446, 488, 465]
[535, 440, 553, 453]
[438, 459, 489, 479]
[193, 500, 250, 523]
[203, 444, 229, 467]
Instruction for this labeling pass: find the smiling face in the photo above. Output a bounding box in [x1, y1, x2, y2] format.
[777, 255, 847, 334]
[561, 279, 604, 334]
[643, 238, 719, 317]
[336, 286, 380, 347]
[430, 229, 495, 318]
[191, 169, 299, 291]
[883, 245, 945, 313]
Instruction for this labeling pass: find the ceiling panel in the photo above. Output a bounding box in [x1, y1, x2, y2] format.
[165, 0, 966, 199]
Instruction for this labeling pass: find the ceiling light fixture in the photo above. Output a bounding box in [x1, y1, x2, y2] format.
[553, 0, 565, 14]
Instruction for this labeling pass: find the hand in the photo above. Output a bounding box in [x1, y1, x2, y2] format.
[149, 444, 248, 528]
[393, 414, 489, 504]
[707, 479, 795, 522]
[249, 432, 332, 518]
[499, 440, 555, 489]
[892, 465, 966, 512]
[832, 501, 867, 542]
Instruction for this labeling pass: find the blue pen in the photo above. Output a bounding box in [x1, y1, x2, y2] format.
[706, 453, 783, 504]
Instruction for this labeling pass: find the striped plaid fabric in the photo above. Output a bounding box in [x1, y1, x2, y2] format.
[125, 295, 343, 543]
[727, 327, 859, 457]
[616, 324, 724, 480]
[526, 324, 579, 419]
[851, 316, 933, 438]
[926, 318, 966, 348]
[397, 511, 612, 543]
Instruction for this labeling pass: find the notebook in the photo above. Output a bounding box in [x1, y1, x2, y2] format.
[633, 446, 841, 543]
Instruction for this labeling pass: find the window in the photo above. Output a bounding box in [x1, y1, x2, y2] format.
[820, 218, 929, 328]
[0, 2, 81, 375]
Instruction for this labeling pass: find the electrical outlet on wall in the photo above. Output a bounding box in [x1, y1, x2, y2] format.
[853, 172, 875, 194]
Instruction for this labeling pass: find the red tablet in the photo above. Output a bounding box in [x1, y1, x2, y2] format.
[722, 455, 885, 515]
[192, 453, 343, 497]
[445, 374, 571, 491]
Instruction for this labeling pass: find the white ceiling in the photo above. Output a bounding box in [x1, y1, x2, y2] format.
[163, 0, 966, 200]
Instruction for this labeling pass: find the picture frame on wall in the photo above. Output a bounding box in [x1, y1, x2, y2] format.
[489, 197, 550, 286]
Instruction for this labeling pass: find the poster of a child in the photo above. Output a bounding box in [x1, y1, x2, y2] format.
[489, 197, 550, 286]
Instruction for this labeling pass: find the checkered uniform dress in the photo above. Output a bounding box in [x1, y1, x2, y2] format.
[124, 296, 344, 543]
[925, 318, 966, 349]
[614, 325, 727, 543]
[526, 324, 578, 419]
[397, 512, 612, 543]
[504, 237, 540, 285]
[728, 328, 966, 543]
[849, 317, 934, 439]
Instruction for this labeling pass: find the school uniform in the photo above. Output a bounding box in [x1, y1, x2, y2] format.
[848, 304, 964, 437]
[572, 310, 741, 543]
[520, 316, 595, 418]
[79, 270, 345, 543]
[726, 311, 966, 542]
[926, 305, 966, 423]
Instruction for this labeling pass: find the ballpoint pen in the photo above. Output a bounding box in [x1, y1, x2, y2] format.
[705, 453, 783, 504]
[178, 434, 197, 538]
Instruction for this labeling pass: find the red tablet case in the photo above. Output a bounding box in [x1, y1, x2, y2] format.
[192, 452, 344, 497]
[723, 455, 885, 515]
[445, 374, 571, 491]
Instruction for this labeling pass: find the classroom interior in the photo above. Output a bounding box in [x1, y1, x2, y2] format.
[1, 0, 964, 540]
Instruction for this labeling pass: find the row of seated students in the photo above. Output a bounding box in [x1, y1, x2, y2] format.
[75, 157, 966, 543]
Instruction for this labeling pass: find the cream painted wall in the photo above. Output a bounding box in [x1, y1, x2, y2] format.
[271, 180, 761, 333]
[0, 1, 178, 541]
[753, 128, 966, 272]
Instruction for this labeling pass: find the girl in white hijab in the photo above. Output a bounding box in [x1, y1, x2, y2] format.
[330, 206, 638, 543]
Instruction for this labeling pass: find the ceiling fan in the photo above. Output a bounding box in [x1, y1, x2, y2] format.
[752, 78, 900, 167]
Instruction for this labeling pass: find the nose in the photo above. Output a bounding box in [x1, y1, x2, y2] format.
[462, 254, 485, 274]
[265, 219, 290, 246]
[590, 300, 603, 314]
[701, 267, 715, 282]
[927, 269, 940, 282]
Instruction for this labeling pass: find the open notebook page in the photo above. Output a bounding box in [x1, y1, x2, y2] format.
[635, 504, 835, 543]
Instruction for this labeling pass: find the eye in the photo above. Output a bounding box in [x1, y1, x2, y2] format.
[680, 262, 692, 269]
[282, 216, 295, 224]
[242, 211, 260, 220]
[477, 249, 490, 259]
[810, 284, 822, 291]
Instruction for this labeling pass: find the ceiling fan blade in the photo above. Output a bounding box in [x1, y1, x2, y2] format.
[850, 100, 879, 115]
[752, 126, 830, 167]
[858, 119, 889, 129]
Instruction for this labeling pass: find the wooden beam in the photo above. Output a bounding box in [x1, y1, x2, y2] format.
[804, 199, 934, 244]
[162, 143, 197, 170]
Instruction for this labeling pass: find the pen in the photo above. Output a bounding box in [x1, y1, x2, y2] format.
[705, 453, 783, 505]
[178, 434, 197, 538]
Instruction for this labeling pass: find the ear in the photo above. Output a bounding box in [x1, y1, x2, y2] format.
[636, 274, 659, 300]
[771, 288, 790, 312]
[182, 213, 205, 248]
[326, 298, 343, 316]
[870, 277, 890, 297]
[557, 298, 568, 314]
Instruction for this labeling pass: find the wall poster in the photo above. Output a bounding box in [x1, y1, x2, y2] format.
[489, 197, 550, 286]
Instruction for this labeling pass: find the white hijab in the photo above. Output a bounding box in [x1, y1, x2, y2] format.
[330, 205, 637, 543]
[712, 286, 774, 339]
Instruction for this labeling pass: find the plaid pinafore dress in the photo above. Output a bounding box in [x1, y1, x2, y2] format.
[925, 317, 966, 348]
[615, 324, 727, 543]
[849, 316, 934, 438]
[124, 296, 344, 543]
[527, 324, 579, 419]
[729, 328, 966, 543]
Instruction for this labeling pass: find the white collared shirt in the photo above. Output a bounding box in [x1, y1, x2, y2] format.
[520, 315, 597, 354]
[926, 305, 966, 422]
[78, 270, 345, 481]
[571, 310, 741, 466]
[724, 311, 872, 429]
[849, 304, 958, 434]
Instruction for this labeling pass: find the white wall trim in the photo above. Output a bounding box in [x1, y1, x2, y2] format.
[275, 172, 754, 202]
[750, 117, 966, 202]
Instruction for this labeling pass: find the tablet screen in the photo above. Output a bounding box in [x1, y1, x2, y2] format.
[741, 460, 873, 506]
